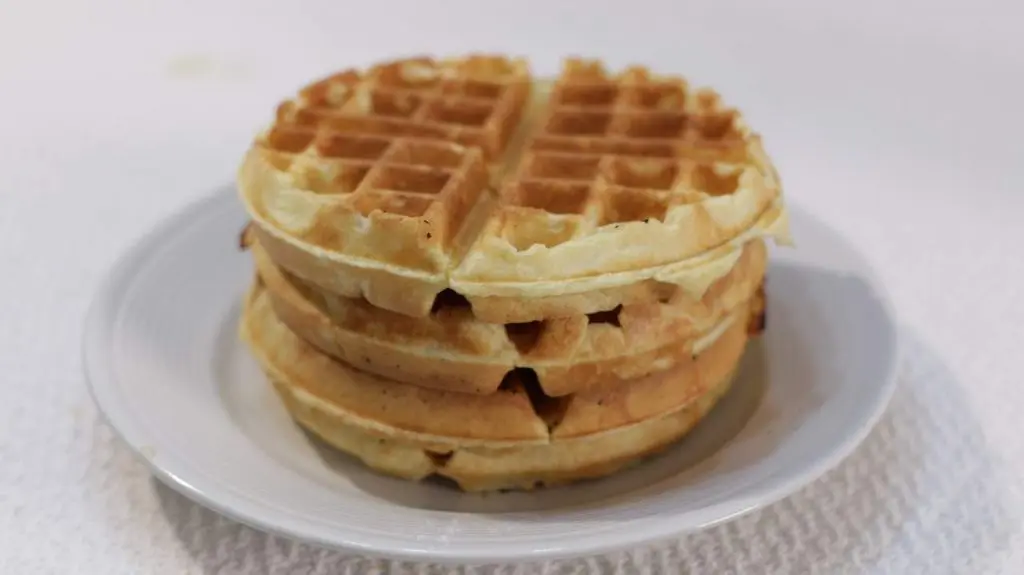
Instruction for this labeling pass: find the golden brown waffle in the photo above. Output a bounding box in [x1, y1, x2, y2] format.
[241, 284, 748, 491]
[249, 233, 766, 396]
[240, 55, 790, 319]
[273, 370, 734, 492]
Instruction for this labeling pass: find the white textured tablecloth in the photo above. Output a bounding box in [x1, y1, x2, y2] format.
[2, 1, 1023, 572]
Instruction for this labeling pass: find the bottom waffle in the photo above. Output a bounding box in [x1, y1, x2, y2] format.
[240, 282, 759, 491]
[271, 369, 735, 492]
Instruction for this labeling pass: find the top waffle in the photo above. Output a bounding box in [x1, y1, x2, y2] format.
[239, 54, 790, 319]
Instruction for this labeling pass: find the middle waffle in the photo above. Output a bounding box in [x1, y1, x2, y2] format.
[247, 230, 767, 397]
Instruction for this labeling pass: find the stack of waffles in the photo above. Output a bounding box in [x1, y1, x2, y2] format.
[237, 55, 790, 491]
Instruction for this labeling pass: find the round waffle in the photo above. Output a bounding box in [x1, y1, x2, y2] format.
[239, 55, 790, 320]
[247, 230, 766, 396]
[241, 283, 752, 491]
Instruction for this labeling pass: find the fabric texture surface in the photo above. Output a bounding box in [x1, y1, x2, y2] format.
[2, 1, 1023, 572]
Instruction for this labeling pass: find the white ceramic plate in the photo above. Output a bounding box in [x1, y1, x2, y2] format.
[84, 187, 899, 563]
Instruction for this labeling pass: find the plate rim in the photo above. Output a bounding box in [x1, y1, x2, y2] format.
[83, 186, 902, 563]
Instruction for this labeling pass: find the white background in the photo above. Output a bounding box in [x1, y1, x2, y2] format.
[1, 0, 1023, 572]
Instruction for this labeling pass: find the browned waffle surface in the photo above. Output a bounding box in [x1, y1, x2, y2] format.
[239, 55, 789, 318]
